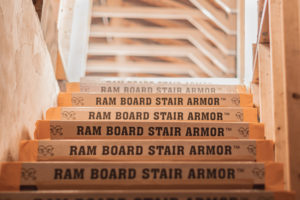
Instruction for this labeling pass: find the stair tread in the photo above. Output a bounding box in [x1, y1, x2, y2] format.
[1, 76, 280, 194]
[19, 139, 273, 162]
[79, 77, 243, 85]
[0, 190, 295, 200]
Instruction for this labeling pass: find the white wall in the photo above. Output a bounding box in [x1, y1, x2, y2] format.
[58, 0, 76, 73]
[244, 0, 258, 84]
[67, 0, 91, 82]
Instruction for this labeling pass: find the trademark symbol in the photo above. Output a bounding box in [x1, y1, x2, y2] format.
[237, 168, 245, 173]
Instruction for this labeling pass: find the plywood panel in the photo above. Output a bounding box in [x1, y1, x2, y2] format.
[269, 0, 300, 197]
[258, 44, 274, 140]
[0, 0, 59, 161]
[282, 0, 300, 197]
[40, 0, 60, 70]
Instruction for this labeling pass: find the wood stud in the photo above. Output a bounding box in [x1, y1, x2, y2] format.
[87, 0, 241, 77]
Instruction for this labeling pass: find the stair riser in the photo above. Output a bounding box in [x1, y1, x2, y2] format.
[35, 121, 264, 140]
[0, 190, 295, 200]
[46, 107, 258, 122]
[19, 140, 274, 162]
[0, 162, 283, 191]
[67, 83, 247, 94]
[58, 93, 253, 107]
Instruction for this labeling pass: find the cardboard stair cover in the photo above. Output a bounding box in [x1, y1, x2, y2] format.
[0, 78, 294, 199]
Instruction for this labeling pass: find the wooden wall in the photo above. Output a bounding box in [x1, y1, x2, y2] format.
[253, 0, 300, 198]
[40, 0, 76, 84]
[0, 0, 59, 161]
[283, 0, 300, 197]
[40, 0, 60, 72]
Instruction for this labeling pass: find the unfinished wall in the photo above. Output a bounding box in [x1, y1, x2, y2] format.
[40, 0, 60, 71]
[0, 0, 59, 161]
[58, 0, 76, 71]
[244, 0, 258, 83]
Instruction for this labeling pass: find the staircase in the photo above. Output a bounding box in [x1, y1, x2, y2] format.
[0, 78, 294, 199]
[0, 0, 297, 199]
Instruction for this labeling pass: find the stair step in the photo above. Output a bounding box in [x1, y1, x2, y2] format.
[58, 93, 253, 107]
[66, 82, 247, 94]
[19, 140, 273, 162]
[0, 162, 283, 190]
[0, 190, 295, 200]
[35, 120, 264, 140]
[79, 77, 241, 85]
[46, 107, 258, 122]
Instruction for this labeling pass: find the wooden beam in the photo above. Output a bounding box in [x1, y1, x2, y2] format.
[269, 0, 289, 190]
[122, 18, 193, 28]
[258, 0, 270, 43]
[92, 6, 206, 19]
[55, 50, 67, 80]
[40, 0, 60, 71]
[88, 44, 226, 77]
[236, 0, 245, 82]
[86, 66, 191, 75]
[123, 0, 192, 9]
[90, 26, 236, 70]
[86, 61, 207, 77]
[90, 0, 239, 78]
[269, 0, 300, 197]
[252, 0, 269, 83]
[258, 44, 274, 140]
[190, 18, 236, 54]
[191, 34, 236, 71]
[281, 0, 300, 196]
[191, 51, 232, 76]
[87, 60, 201, 71]
[87, 45, 195, 58]
[189, 0, 237, 34]
[92, 7, 236, 54]
[147, 18, 192, 28]
[214, 0, 237, 12]
[250, 82, 260, 111]
[126, 55, 192, 64]
[122, 18, 237, 55]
